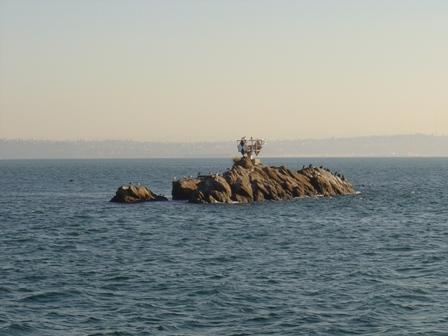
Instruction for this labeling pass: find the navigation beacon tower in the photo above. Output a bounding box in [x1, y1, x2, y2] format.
[236, 137, 265, 160]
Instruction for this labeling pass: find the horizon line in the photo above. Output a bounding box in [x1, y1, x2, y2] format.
[2, 155, 448, 161]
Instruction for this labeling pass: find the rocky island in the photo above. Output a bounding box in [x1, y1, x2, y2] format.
[110, 184, 168, 203]
[172, 156, 355, 203]
[111, 137, 356, 204]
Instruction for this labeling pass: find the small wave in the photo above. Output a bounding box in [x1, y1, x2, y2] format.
[0, 286, 12, 295]
[19, 289, 80, 303]
[88, 332, 133, 336]
[0, 322, 36, 335]
[103, 274, 132, 282]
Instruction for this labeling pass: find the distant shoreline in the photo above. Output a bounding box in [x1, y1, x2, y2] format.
[1, 156, 448, 161]
[1, 135, 448, 159]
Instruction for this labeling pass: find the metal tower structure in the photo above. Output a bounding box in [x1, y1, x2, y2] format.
[236, 136, 265, 159]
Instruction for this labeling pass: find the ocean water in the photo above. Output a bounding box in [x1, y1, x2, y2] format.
[1, 158, 447, 336]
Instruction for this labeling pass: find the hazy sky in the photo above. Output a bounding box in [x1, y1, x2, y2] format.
[1, 0, 447, 141]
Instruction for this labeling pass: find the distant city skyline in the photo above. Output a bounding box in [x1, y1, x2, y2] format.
[1, 0, 447, 141]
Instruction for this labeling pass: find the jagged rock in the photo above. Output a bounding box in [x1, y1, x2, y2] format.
[172, 157, 356, 203]
[191, 175, 232, 203]
[111, 185, 168, 203]
[172, 178, 201, 200]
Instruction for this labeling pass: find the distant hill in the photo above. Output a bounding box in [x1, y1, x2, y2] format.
[1, 135, 447, 159]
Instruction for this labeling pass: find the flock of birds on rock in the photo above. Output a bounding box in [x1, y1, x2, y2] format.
[168, 163, 346, 183]
[302, 164, 346, 181]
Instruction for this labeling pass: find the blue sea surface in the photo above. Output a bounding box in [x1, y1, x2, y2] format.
[1, 158, 447, 336]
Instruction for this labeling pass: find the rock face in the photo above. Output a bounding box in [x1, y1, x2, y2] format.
[172, 178, 201, 200]
[172, 157, 356, 203]
[111, 185, 168, 203]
